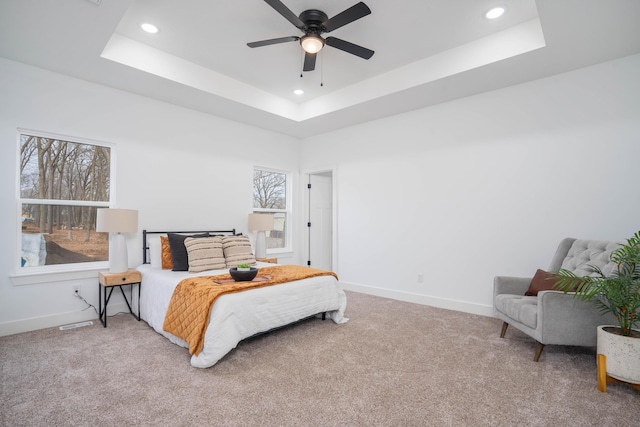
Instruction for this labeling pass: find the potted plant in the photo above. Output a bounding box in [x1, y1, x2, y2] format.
[229, 263, 258, 282]
[236, 263, 252, 271]
[554, 231, 640, 391]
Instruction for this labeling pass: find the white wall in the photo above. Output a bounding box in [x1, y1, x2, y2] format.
[3, 52, 640, 335]
[300, 53, 640, 315]
[0, 58, 300, 335]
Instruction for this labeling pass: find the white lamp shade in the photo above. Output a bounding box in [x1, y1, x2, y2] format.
[248, 213, 274, 231]
[96, 209, 138, 233]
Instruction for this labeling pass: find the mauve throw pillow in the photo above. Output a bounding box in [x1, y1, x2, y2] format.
[524, 269, 561, 296]
[168, 232, 209, 271]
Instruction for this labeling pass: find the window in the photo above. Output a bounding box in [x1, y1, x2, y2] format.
[18, 131, 112, 271]
[253, 168, 291, 253]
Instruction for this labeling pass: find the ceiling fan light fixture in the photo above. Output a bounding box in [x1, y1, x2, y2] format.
[301, 35, 324, 54]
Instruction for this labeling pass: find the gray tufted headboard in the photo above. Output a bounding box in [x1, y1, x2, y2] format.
[549, 238, 619, 277]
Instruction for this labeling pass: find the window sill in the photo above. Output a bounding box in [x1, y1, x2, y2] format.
[266, 249, 293, 257]
[266, 251, 294, 263]
[10, 262, 108, 286]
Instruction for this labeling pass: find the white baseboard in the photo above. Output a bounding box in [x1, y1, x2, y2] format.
[0, 302, 131, 337]
[2, 285, 495, 336]
[340, 281, 495, 317]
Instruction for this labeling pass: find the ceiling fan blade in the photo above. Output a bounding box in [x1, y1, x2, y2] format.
[247, 36, 299, 48]
[322, 2, 371, 33]
[325, 37, 374, 59]
[264, 0, 305, 30]
[303, 52, 317, 71]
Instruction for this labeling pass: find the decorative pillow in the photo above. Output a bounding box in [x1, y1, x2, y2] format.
[185, 236, 225, 273]
[221, 234, 256, 268]
[524, 269, 564, 296]
[160, 236, 173, 270]
[167, 232, 209, 271]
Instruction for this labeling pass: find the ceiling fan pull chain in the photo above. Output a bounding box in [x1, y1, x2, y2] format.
[320, 50, 324, 87]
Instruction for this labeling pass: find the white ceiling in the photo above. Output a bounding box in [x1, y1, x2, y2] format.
[1, 0, 640, 138]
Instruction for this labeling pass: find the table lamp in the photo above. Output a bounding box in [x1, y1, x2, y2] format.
[96, 208, 138, 273]
[248, 213, 274, 258]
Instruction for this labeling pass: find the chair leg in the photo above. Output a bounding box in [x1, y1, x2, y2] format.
[500, 322, 509, 338]
[498, 322, 544, 362]
[533, 342, 545, 362]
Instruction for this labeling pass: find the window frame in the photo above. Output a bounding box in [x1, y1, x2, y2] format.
[252, 166, 292, 255]
[13, 129, 115, 282]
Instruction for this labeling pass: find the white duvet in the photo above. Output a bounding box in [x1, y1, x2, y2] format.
[135, 263, 348, 368]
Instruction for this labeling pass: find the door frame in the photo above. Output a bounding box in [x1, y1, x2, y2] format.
[301, 166, 338, 273]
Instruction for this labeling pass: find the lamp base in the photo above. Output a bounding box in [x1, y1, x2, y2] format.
[109, 233, 129, 273]
[255, 230, 267, 259]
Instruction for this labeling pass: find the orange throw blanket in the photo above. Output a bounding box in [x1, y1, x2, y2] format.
[162, 265, 338, 356]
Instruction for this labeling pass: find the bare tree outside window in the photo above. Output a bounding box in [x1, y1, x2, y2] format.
[253, 169, 289, 251]
[253, 169, 286, 209]
[19, 134, 111, 268]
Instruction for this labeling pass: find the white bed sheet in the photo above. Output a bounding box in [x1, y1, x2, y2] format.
[136, 263, 348, 368]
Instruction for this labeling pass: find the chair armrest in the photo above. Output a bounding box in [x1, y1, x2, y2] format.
[493, 276, 531, 297]
[537, 290, 615, 346]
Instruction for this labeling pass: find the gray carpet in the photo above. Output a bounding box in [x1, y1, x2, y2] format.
[1, 291, 639, 426]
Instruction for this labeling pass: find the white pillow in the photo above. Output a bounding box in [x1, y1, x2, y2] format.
[148, 236, 162, 269]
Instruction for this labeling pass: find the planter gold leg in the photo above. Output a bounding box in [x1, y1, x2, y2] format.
[597, 354, 607, 392]
[597, 353, 640, 392]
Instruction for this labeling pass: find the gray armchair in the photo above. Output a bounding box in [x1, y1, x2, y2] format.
[494, 238, 618, 361]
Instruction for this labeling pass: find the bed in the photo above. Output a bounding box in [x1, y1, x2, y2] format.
[136, 229, 348, 368]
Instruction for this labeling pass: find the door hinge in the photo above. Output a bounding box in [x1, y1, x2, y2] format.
[307, 260, 311, 266]
[307, 222, 311, 227]
[307, 183, 311, 189]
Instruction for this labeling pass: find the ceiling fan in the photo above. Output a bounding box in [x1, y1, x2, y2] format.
[247, 0, 374, 72]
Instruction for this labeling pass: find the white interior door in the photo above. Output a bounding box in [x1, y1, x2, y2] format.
[308, 173, 333, 271]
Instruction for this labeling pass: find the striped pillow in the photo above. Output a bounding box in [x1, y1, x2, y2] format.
[184, 236, 226, 273]
[221, 235, 256, 268]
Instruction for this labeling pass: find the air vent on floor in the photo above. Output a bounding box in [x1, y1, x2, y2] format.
[59, 321, 93, 331]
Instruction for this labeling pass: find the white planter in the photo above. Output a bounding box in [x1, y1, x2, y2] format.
[597, 325, 640, 384]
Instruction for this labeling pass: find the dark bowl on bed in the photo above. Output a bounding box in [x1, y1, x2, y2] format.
[229, 267, 258, 282]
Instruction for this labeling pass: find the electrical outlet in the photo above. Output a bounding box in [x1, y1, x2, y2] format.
[417, 273, 424, 283]
[73, 285, 81, 298]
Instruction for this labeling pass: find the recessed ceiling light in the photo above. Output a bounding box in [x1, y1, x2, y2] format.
[485, 7, 505, 19]
[140, 23, 159, 34]
[293, 89, 304, 95]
